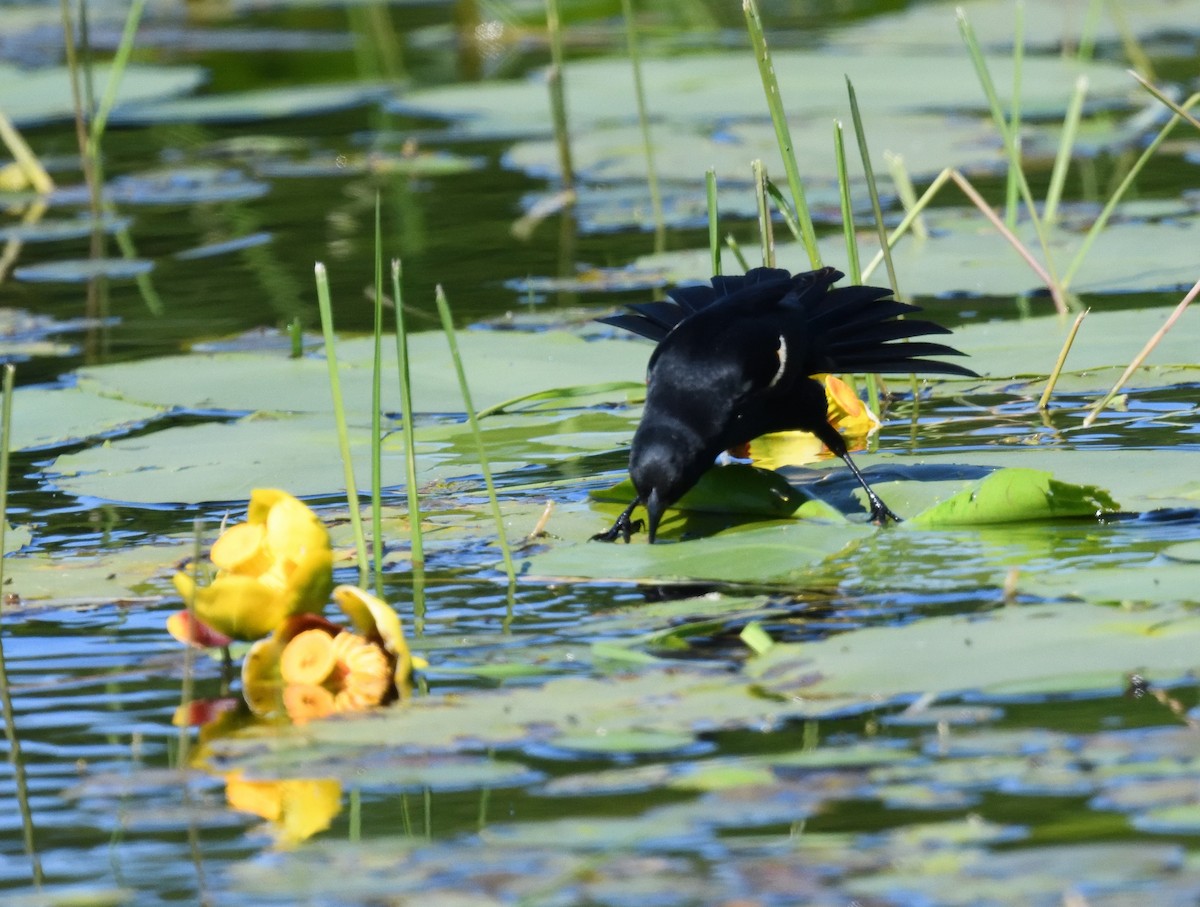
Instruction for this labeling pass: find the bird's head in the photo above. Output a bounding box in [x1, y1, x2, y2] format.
[628, 420, 713, 543]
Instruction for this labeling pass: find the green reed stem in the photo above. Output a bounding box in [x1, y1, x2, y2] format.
[392, 259, 424, 570]
[314, 262, 369, 584]
[725, 234, 750, 272]
[833, 122, 860, 283]
[288, 317, 303, 358]
[743, 0, 820, 268]
[87, 0, 145, 154]
[1130, 73, 1200, 133]
[370, 197, 384, 595]
[706, 168, 720, 276]
[434, 286, 517, 585]
[884, 150, 927, 241]
[752, 159, 774, 268]
[957, 7, 1062, 292]
[544, 0, 575, 193]
[1082, 277, 1200, 428]
[843, 92, 887, 412]
[1061, 92, 1199, 290]
[833, 120, 863, 400]
[846, 78, 897, 296]
[1038, 309, 1088, 410]
[1044, 75, 1088, 226]
[0, 364, 43, 887]
[620, 0, 665, 253]
[1004, 0, 1024, 229]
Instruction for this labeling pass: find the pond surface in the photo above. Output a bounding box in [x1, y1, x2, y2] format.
[2, 0, 1200, 904]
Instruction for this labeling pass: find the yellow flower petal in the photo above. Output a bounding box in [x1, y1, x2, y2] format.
[210, 522, 270, 574]
[329, 632, 390, 713]
[332, 585, 414, 688]
[284, 683, 336, 725]
[279, 629, 337, 686]
[241, 637, 283, 717]
[194, 574, 290, 641]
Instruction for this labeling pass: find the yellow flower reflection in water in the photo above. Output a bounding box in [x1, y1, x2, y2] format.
[172, 489, 334, 641]
[224, 770, 343, 847]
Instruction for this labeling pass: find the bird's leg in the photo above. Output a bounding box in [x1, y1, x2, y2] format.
[591, 498, 645, 542]
[812, 422, 901, 524]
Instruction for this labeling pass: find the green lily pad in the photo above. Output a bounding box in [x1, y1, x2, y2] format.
[109, 83, 392, 125]
[638, 214, 1200, 298]
[908, 467, 1120, 527]
[0, 62, 205, 127]
[392, 51, 1134, 138]
[10, 386, 162, 452]
[746, 602, 1200, 702]
[1, 540, 191, 606]
[13, 258, 154, 282]
[74, 330, 649, 417]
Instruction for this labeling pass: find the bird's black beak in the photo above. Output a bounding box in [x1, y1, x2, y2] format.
[645, 489, 665, 543]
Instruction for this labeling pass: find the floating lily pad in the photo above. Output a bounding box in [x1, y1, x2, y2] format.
[0, 215, 132, 242]
[1, 540, 191, 606]
[0, 63, 206, 127]
[174, 232, 273, 261]
[9, 386, 161, 452]
[109, 83, 392, 125]
[638, 212, 1200, 297]
[74, 329, 649, 417]
[746, 601, 1200, 702]
[12, 258, 154, 282]
[390, 51, 1135, 138]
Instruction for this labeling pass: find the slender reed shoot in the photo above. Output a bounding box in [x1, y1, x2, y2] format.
[1044, 75, 1088, 225]
[752, 160, 775, 268]
[314, 262, 369, 585]
[0, 363, 44, 887]
[620, 0, 665, 253]
[370, 196, 385, 595]
[392, 259, 425, 570]
[1082, 277, 1200, 428]
[706, 168, 721, 276]
[1038, 309, 1089, 410]
[434, 287, 518, 585]
[743, 0, 821, 268]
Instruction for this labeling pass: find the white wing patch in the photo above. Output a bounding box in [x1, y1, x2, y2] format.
[767, 334, 788, 388]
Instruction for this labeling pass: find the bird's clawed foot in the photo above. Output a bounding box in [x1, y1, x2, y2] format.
[591, 500, 643, 543]
[868, 497, 902, 526]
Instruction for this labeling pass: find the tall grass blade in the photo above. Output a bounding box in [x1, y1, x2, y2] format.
[1037, 309, 1089, 410]
[370, 196, 384, 595]
[752, 159, 774, 268]
[725, 233, 750, 272]
[0, 112, 54, 195]
[846, 78, 897, 296]
[705, 168, 721, 276]
[620, 0, 665, 253]
[0, 364, 43, 886]
[743, 0, 821, 268]
[391, 259, 424, 571]
[87, 0, 146, 153]
[1044, 75, 1088, 226]
[1061, 92, 1199, 290]
[883, 151, 927, 241]
[314, 262, 369, 585]
[1003, 0, 1024, 228]
[833, 119, 867, 404]
[434, 287, 517, 585]
[544, 0, 575, 194]
[1129, 73, 1200, 133]
[957, 7, 1062, 292]
[1082, 277, 1200, 428]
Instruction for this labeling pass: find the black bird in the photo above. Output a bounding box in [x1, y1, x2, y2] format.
[593, 266, 977, 543]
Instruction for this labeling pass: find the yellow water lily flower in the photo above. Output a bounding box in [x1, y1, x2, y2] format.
[746, 374, 879, 470]
[173, 489, 334, 641]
